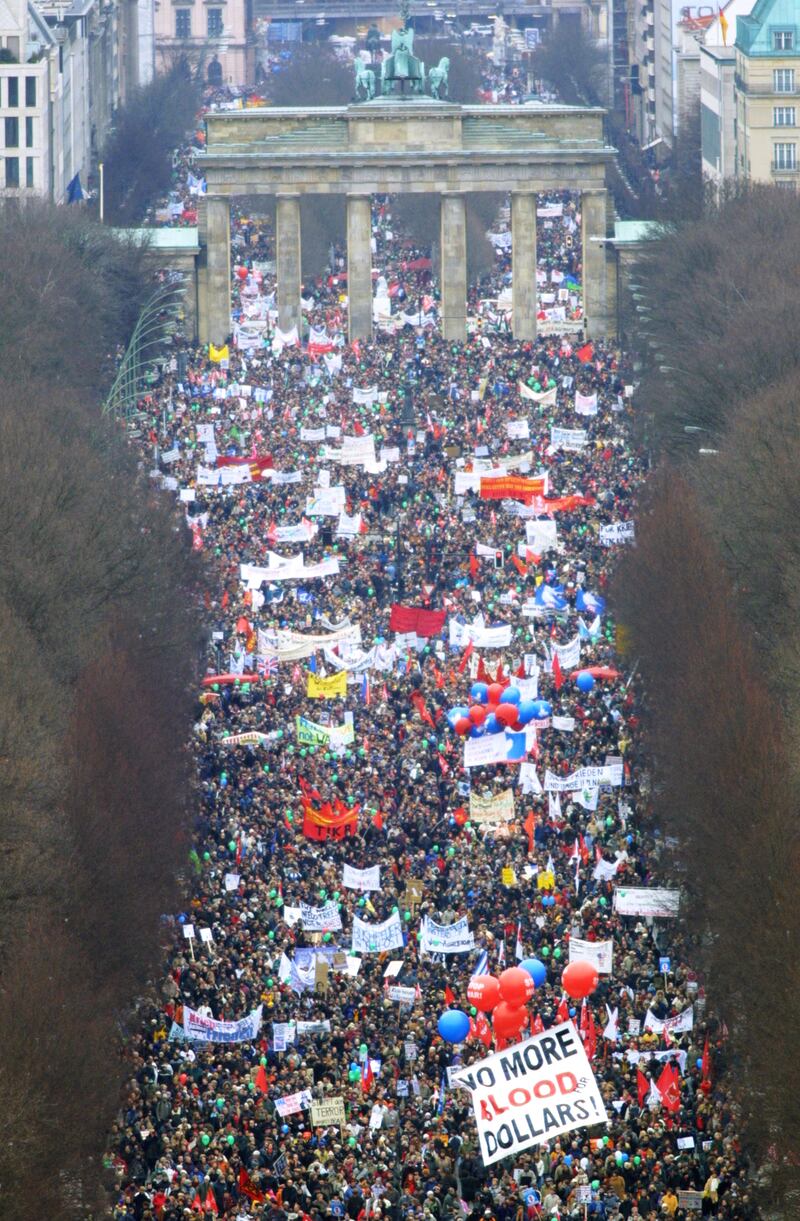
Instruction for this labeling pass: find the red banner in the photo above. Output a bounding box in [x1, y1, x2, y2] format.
[302, 798, 359, 842]
[389, 605, 447, 637]
[479, 476, 547, 503]
[215, 454, 274, 480]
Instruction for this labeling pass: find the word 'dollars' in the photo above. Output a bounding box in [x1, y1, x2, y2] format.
[451, 1021, 608, 1165]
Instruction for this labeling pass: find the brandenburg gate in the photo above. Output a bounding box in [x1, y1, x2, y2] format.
[196, 99, 617, 345]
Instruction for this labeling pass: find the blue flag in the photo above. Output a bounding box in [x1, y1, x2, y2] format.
[576, 588, 606, 616]
[66, 173, 83, 203]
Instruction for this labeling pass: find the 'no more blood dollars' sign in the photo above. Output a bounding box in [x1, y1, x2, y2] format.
[450, 1022, 608, 1166]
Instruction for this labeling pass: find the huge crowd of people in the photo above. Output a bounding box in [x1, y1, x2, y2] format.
[104, 63, 755, 1221]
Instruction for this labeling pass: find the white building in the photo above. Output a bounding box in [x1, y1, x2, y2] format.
[627, 0, 674, 153]
[0, 0, 154, 200]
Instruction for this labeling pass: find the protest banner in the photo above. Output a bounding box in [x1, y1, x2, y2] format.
[306, 672, 347, 700]
[479, 475, 547, 502]
[387, 985, 417, 1005]
[550, 427, 587, 451]
[183, 1005, 263, 1044]
[352, 912, 404, 953]
[644, 1006, 694, 1035]
[450, 1021, 608, 1166]
[613, 888, 681, 917]
[274, 1089, 312, 1117]
[310, 1098, 346, 1128]
[677, 1191, 703, 1211]
[298, 901, 343, 932]
[389, 605, 447, 637]
[544, 764, 623, 792]
[420, 915, 474, 954]
[342, 863, 381, 892]
[599, 521, 636, 546]
[296, 716, 355, 750]
[219, 732, 270, 748]
[469, 788, 515, 824]
[568, 937, 613, 975]
[302, 798, 358, 842]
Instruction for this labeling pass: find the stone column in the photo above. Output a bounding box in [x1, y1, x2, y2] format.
[276, 193, 302, 334]
[511, 191, 537, 341]
[581, 187, 612, 339]
[206, 195, 231, 347]
[439, 192, 467, 343]
[196, 196, 209, 345]
[347, 193, 373, 342]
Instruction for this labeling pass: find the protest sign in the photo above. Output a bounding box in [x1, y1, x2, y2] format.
[299, 901, 343, 932]
[352, 912, 404, 953]
[599, 521, 636, 546]
[550, 427, 587, 451]
[311, 1098, 346, 1128]
[568, 937, 613, 975]
[183, 1005, 263, 1044]
[450, 1021, 608, 1165]
[274, 1089, 312, 1117]
[469, 788, 515, 824]
[342, 863, 381, 892]
[613, 888, 681, 917]
[388, 985, 417, 1005]
[544, 765, 623, 792]
[420, 915, 474, 954]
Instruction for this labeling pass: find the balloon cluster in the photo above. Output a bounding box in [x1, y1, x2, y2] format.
[447, 682, 553, 738]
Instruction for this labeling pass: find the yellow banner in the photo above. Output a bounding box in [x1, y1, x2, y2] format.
[306, 671, 347, 700]
[209, 343, 229, 363]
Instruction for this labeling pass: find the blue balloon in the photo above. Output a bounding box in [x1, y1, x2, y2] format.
[281, 1124, 289, 1134]
[517, 699, 538, 725]
[500, 687, 520, 706]
[447, 705, 470, 729]
[576, 671, 595, 693]
[470, 682, 489, 704]
[520, 958, 547, 988]
[696, 1058, 703, 1069]
[620, 1153, 629, 1163]
[569, 1007, 576, 1017]
[438, 1009, 471, 1043]
[485, 713, 502, 734]
[564, 1155, 573, 1166]
[469, 724, 486, 739]
[531, 699, 552, 719]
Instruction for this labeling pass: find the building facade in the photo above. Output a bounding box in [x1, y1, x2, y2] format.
[0, 0, 154, 200]
[152, 0, 250, 86]
[626, 0, 673, 153]
[735, 0, 800, 184]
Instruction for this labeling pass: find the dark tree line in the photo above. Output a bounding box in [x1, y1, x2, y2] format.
[613, 188, 800, 1208]
[0, 204, 204, 1217]
[101, 67, 201, 226]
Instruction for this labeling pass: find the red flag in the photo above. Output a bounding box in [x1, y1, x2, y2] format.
[552, 651, 564, 691]
[556, 995, 570, 1024]
[576, 341, 594, 364]
[469, 553, 479, 581]
[255, 1064, 268, 1093]
[531, 1013, 544, 1035]
[205, 1189, 219, 1215]
[525, 549, 541, 565]
[515, 660, 526, 679]
[372, 810, 384, 831]
[361, 1056, 374, 1093]
[495, 662, 506, 685]
[637, 1067, 649, 1108]
[238, 1169, 265, 1205]
[475, 1012, 493, 1047]
[511, 554, 527, 577]
[444, 985, 456, 1006]
[353, 419, 365, 437]
[701, 1034, 711, 1084]
[410, 690, 435, 728]
[458, 640, 475, 673]
[580, 1001, 597, 1060]
[476, 656, 491, 684]
[432, 662, 445, 689]
[523, 810, 536, 855]
[657, 1062, 681, 1113]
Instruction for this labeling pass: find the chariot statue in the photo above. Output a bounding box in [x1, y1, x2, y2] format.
[354, 55, 376, 101]
[381, 25, 426, 96]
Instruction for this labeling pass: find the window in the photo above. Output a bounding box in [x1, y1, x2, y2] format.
[775, 106, 796, 125]
[774, 30, 794, 50]
[4, 116, 18, 147]
[776, 178, 797, 190]
[774, 68, 795, 92]
[25, 155, 33, 187]
[25, 115, 32, 146]
[7, 76, 18, 107]
[5, 156, 19, 187]
[175, 8, 191, 37]
[207, 8, 223, 36]
[25, 76, 35, 106]
[774, 141, 797, 169]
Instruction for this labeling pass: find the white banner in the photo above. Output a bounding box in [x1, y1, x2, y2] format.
[420, 915, 475, 955]
[507, 420, 530, 440]
[257, 624, 359, 662]
[353, 385, 378, 405]
[388, 985, 417, 1004]
[550, 635, 581, 671]
[352, 912, 404, 953]
[599, 521, 636, 546]
[643, 1006, 694, 1035]
[568, 937, 613, 975]
[613, 887, 680, 917]
[524, 520, 558, 553]
[343, 864, 381, 892]
[274, 1089, 313, 1117]
[450, 1022, 608, 1166]
[544, 764, 623, 792]
[469, 788, 515, 824]
[183, 1005, 263, 1044]
[298, 901, 343, 931]
[449, 618, 513, 650]
[575, 392, 598, 416]
[241, 557, 340, 586]
[551, 427, 587, 451]
[310, 1097, 346, 1127]
[305, 488, 347, 516]
[464, 733, 513, 769]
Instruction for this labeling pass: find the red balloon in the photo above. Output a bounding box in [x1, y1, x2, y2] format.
[486, 703, 499, 717]
[454, 717, 472, 736]
[498, 966, 535, 1007]
[469, 705, 486, 726]
[487, 683, 504, 704]
[492, 1001, 528, 1038]
[467, 975, 502, 1012]
[453, 807, 468, 827]
[561, 960, 599, 1000]
[495, 703, 518, 727]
